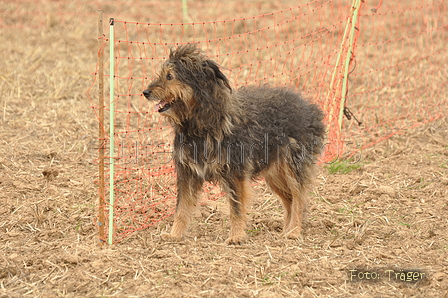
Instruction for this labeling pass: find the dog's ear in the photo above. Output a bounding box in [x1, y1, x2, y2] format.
[203, 60, 232, 93]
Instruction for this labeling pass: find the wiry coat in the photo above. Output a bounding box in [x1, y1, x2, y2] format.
[143, 45, 325, 244]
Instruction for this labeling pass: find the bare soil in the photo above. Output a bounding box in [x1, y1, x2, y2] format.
[2, 97, 448, 297]
[1, 1, 447, 297]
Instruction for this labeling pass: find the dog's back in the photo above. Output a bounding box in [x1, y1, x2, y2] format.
[237, 85, 325, 150]
[230, 85, 325, 174]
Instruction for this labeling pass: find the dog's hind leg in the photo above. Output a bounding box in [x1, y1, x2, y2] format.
[265, 174, 293, 234]
[224, 178, 252, 245]
[265, 161, 311, 239]
[284, 180, 307, 239]
[167, 171, 203, 241]
[284, 162, 317, 239]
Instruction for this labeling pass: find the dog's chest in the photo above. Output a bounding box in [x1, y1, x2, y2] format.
[187, 161, 219, 181]
[174, 135, 224, 181]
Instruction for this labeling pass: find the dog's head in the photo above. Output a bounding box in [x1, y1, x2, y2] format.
[143, 44, 232, 126]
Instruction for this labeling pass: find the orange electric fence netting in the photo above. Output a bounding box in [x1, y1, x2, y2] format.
[340, 0, 447, 157]
[89, 0, 447, 243]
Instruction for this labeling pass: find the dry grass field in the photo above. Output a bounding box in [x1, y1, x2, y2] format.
[1, 0, 447, 297]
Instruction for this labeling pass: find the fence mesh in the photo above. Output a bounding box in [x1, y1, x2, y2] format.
[86, 0, 446, 243]
[342, 1, 447, 155]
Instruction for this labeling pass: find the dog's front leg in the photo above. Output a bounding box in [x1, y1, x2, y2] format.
[166, 169, 203, 241]
[225, 178, 252, 245]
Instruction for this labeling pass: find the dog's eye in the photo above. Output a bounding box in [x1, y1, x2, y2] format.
[167, 73, 173, 80]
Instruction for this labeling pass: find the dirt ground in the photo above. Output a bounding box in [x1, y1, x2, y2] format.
[2, 111, 448, 297]
[1, 1, 448, 297]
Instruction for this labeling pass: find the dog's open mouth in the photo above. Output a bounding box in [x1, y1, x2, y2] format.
[154, 99, 175, 113]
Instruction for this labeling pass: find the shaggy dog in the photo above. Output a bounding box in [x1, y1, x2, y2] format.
[143, 45, 325, 244]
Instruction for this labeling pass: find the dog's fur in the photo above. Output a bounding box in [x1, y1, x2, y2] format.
[143, 45, 325, 244]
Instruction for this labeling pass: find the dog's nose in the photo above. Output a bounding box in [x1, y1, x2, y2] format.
[142, 89, 151, 98]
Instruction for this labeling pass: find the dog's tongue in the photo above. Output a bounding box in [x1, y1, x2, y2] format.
[154, 100, 169, 112]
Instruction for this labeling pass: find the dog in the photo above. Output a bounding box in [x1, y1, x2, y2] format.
[143, 44, 325, 244]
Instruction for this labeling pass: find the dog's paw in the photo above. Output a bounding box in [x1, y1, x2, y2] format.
[282, 225, 302, 239]
[161, 232, 182, 242]
[225, 234, 246, 245]
[282, 230, 302, 240]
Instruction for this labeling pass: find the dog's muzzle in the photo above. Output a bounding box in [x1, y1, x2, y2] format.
[142, 89, 151, 99]
[143, 89, 175, 113]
